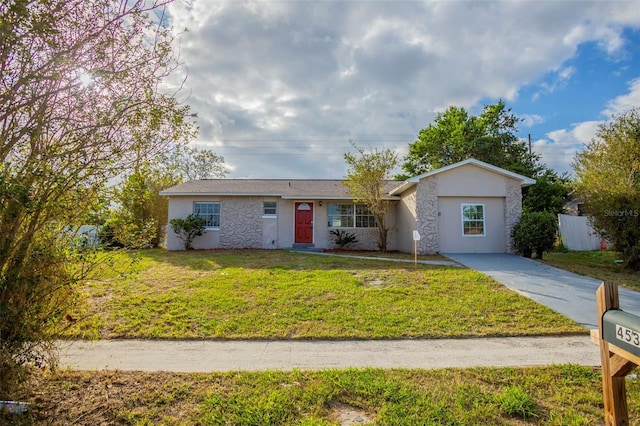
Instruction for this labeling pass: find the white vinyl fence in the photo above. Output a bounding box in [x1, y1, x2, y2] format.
[558, 214, 602, 251]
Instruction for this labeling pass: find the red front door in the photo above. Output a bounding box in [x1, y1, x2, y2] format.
[295, 202, 313, 243]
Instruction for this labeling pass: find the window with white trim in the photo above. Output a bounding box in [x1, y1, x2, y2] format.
[461, 203, 485, 236]
[355, 204, 377, 228]
[263, 201, 277, 216]
[328, 203, 376, 228]
[194, 202, 220, 228]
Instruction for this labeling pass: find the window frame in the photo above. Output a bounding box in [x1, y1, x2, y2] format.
[461, 203, 485, 237]
[194, 201, 221, 229]
[263, 201, 277, 217]
[327, 203, 377, 228]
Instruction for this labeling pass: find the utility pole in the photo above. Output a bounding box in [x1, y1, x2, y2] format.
[528, 134, 532, 155]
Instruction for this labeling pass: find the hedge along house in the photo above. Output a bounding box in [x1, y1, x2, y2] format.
[160, 158, 535, 254]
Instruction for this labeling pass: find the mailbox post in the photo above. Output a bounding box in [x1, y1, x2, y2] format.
[594, 282, 640, 425]
[412, 230, 420, 268]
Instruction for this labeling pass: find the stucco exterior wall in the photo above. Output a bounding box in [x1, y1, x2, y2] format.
[165, 196, 221, 250]
[435, 164, 512, 197]
[505, 178, 523, 253]
[438, 196, 506, 253]
[408, 164, 524, 254]
[166, 197, 397, 251]
[218, 197, 263, 249]
[276, 199, 294, 248]
[166, 196, 263, 250]
[397, 186, 418, 253]
[317, 200, 397, 251]
[415, 176, 439, 254]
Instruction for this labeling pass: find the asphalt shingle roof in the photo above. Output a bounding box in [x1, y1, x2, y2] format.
[160, 179, 404, 199]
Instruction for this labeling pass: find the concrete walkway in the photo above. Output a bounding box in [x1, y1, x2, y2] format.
[59, 252, 623, 373]
[58, 336, 599, 372]
[445, 253, 640, 329]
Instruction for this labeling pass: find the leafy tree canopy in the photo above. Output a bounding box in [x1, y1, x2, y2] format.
[522, 169, 571, 215]
[160, 145, 229, 181]
[399, 100, 541, 179]
[101, 146, 227, 249]
[0, 0, 196, 396]
[343, 143, 399, 252]
[574, 107, 640, 269]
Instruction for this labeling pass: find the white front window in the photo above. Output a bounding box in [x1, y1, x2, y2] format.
[194, 202, 220, 228]
[327, 203, 376, 228]
[461, 204, 485, 236]
[263, 201, 277, 216]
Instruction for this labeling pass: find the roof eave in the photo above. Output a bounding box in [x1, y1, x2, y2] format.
[160, 192, 400, 200]
[389, 181, 416, 195]
[159, 192, 283, 197]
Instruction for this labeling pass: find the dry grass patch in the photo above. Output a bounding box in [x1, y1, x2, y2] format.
[6, 365, 640, 425]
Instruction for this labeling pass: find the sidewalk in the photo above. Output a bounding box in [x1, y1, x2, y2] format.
[58, 335, 599, 372]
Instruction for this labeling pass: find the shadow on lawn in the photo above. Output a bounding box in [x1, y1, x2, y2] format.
[135, 248, 453, 272]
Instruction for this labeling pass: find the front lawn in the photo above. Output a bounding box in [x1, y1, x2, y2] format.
[542, 250, 640, 291]
[9, 364, 631, 425]
[67, 249, 584, 339]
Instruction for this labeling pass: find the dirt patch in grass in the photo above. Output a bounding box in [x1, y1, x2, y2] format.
[330, 401, 372, 425]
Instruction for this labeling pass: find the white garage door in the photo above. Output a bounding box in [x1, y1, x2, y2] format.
[438, 197, 506, 253]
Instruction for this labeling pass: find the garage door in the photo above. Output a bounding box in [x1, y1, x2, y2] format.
[438, 197, 506, 253]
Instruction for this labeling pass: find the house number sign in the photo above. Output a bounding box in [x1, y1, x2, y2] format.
[615, 324, 640, 348]
[601, 308, 640, 358]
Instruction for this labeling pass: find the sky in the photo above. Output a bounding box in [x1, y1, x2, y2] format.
[164, 0, 640, 179]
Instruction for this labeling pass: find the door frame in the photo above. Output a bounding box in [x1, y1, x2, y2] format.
[294, 201, 314, 244]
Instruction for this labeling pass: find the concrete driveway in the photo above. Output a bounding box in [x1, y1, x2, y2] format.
[445, 253, 640, 329]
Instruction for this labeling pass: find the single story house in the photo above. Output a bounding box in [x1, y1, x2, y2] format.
[160, 158, 535, 254]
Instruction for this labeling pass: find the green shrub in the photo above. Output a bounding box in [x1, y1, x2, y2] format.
[330, 229, 358, 249]
[512, 211, 558, 259]
[170, 214, 206, 250]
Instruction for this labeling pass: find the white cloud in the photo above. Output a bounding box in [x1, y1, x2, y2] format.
[164, 1, 640, 178]
[534, 121, 601, 175]
[519, 114, 545, 128]
[604, 77, 640, 116]
[532, 66, 576, 101]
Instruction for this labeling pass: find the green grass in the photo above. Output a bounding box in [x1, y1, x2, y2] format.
[66, 249, 584, 339]
[542, 250, 640, 291]
[11, 364, 637, 425]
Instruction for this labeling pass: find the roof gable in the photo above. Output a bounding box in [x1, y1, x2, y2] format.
[390, 158, 536, 195]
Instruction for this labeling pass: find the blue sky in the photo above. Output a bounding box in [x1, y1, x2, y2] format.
[511, 29, 640, 174]
[165, 1, 640, 179]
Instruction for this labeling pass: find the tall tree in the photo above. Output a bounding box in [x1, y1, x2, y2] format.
[161, 145, 229, 181]
[400, 101, 540, 178]
[522, 169, 571, 215]
[344, 143, 399, 252]
[574, 108, 640, 269]
[108, 165, 181, 248]
[0, 0, 196, 396]
[104, 146, 227, 249]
